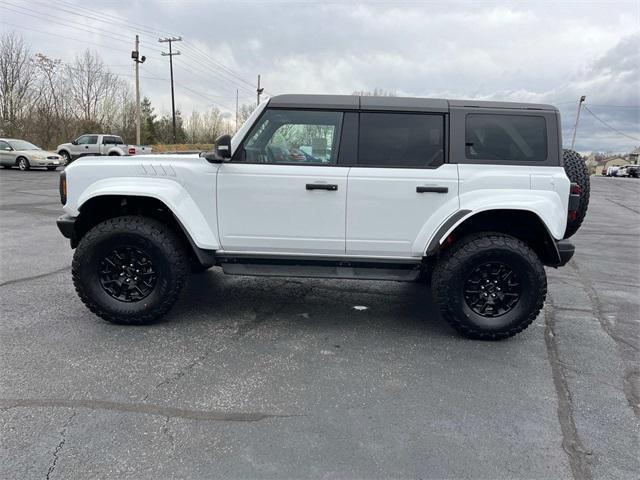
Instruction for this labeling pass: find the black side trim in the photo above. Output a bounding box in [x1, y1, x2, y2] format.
[553, 240, 575, 267]
[171, 216, 216, 268]
[425, 210, 472, 255]
[57, 214, 76, 242]
[217, 255, 421, 281]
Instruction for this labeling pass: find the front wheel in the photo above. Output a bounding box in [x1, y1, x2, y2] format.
[72, 216, 189, 325]
[432, 233, 547, 340]
[17, 157, 30, 171]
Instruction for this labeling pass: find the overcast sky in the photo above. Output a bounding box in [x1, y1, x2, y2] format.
[2, 0, 639, 152]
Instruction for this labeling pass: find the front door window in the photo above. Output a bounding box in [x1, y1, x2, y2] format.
[240, 109, 343, 165]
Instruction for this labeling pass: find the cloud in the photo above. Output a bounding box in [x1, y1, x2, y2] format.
[5, 0, 639, 151]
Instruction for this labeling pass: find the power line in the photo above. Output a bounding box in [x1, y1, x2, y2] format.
[583, 104, 640, 109]
[3, 1, 258, 100]
[0, 20, 136, 55]
[0, 1, 161, 51]
[46, 0, 261, 96]
[52, 0, 172, 38]
[583, 105, 640, 142]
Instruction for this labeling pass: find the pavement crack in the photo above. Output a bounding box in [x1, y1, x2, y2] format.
[569, 262, 639, 353]
[606, 197, 640, 214]
[623, 368, 640, 418]
[0, 266, 70, 288]
[45, 411, 76, 480]
[142, 346, 226, 402]
[0, 398, 298, 423]
[544, 305, 593, 480]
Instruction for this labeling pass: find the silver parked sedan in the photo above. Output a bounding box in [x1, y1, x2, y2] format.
[0, 138, 62, 171]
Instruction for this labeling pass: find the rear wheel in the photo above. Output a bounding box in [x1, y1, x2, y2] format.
[72, 216, 189, 325]
[432, 233, 547, 340]
[562, 149, 590, 239]
[17, 157, 30, 171]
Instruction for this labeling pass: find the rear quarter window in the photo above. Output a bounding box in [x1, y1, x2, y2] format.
[465, 114, 547, 162]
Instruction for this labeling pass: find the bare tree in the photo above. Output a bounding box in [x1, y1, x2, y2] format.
[0, 32, 36, 136]
[66, 50, 119, 129]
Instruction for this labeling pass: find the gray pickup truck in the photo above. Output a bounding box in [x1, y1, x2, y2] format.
[57, 134, 152, 165]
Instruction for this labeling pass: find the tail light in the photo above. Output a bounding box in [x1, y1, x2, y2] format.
[128, 147, 136, 155]
[568, 182, 581, 221]
[59, 170, 67, 205]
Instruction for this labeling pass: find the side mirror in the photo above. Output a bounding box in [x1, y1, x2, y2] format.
[71, 140, 78, 145]
[214, 134, 232, 159]
[3, 146, 11, 151]
[202, 151, 224, 163]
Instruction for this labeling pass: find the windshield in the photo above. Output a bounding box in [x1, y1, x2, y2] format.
[8, 140, 40, 151]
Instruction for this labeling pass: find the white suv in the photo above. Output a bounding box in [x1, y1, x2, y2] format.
[57, 95, 589, 339]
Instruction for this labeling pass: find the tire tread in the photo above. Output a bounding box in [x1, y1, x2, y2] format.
[432, 233, 547, 340]
[71, 215, 188, 325]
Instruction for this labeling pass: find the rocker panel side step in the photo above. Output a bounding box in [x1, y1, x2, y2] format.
[218, 256, 421, 281]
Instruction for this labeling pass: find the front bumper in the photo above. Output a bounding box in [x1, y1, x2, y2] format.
[33, 158, 61, 166]
[555, 240, 575, 267]
[57, 214, 76, 243]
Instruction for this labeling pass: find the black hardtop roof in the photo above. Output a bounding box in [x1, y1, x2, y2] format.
[267, 94, 557, 112]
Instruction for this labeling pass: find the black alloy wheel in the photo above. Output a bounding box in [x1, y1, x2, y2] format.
[463, 261, 521, 318]
[98, 246, 157, 302]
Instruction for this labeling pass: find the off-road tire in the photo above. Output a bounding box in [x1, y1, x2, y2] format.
[17, 157, 30, 171]
[432, 233, 547, 340]
[72, 215, 189, 325]
[562, 149, 590, 239]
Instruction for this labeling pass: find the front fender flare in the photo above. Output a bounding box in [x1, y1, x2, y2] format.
[74, 177, 220, 250]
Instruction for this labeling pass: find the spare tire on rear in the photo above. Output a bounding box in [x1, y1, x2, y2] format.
[562, 149, 590, 239]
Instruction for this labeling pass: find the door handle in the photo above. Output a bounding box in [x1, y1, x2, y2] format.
[417, 185, 448, 193]
[306, 183, 338, 191]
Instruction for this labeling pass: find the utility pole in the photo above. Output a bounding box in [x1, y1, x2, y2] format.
[256, 74, 264, 107]
[131, 35, 146, 145]
[571, 95, 586, 150]
[235, 89, 239, 131]
[159, 36, 182, 143]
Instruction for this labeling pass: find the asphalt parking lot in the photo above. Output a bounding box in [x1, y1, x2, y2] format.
[0, 169, 638, 479]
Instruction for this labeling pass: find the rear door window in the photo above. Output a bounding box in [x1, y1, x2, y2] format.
[357, 113, 445, 167]
[465, 114, 547, 161]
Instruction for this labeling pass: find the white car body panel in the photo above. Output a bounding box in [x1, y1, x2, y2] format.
[431, 164, 570, 245]
[346, 165, 459, 257]
[64, 155, 221, 249]
[217, 163, 349, 254]
[64, 156, 570, 258]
